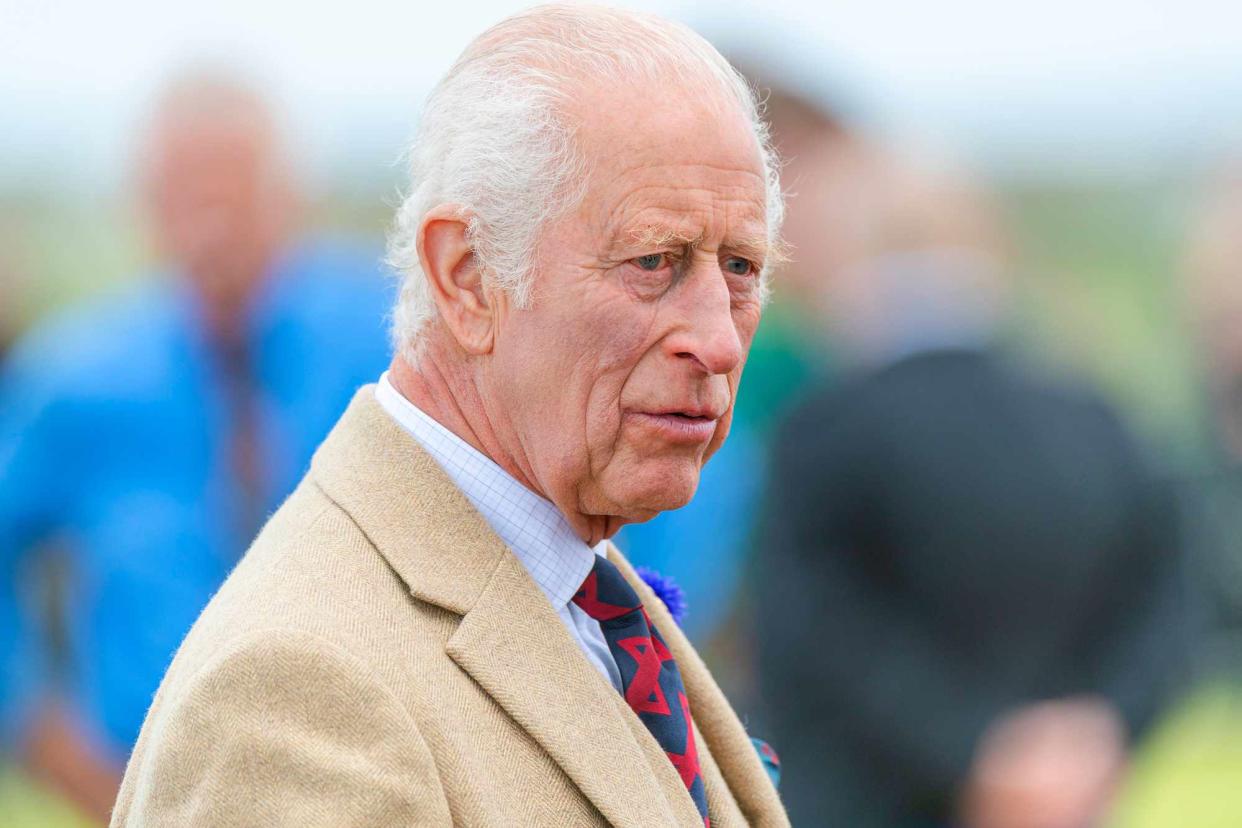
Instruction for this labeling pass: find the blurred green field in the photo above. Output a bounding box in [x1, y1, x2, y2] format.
[0, 766, 94, 828]
[1109, 682, 1242, 828]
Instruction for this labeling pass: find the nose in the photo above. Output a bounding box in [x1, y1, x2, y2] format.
[665, 264, 744, 376]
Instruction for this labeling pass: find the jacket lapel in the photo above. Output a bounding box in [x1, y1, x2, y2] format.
[695, 722, 747, 828]
[311, 389, 687, 826]
[446, 551, 693, 827]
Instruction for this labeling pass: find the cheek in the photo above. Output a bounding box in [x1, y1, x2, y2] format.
[570, 304, 662, 447]
[500, 286, 655, 454]
[735, 302, 763, 344]
[565, 280, 662, 370]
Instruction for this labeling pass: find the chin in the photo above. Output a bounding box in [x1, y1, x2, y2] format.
[611, 460, 701, 518]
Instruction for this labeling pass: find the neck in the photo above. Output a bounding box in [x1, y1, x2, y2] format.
[387, 346, 616, 546]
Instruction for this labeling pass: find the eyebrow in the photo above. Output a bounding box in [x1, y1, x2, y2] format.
[618, 225, 771, 262]
[623, 225, 702, 250]
[726, 234, 772, 263]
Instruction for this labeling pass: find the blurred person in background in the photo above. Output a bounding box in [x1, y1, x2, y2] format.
[0, 71, 390, 821]
[755, 156, 1192, 828]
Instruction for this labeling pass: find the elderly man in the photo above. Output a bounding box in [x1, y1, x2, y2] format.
[112, 6, 788, 827]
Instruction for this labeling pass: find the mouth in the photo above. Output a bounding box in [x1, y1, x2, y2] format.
[627, 409, 721, 444]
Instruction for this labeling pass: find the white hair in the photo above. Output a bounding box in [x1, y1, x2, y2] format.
[386, 3, 784, 362]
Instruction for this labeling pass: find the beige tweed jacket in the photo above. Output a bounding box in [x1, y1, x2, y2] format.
[111, 388, 789, 827]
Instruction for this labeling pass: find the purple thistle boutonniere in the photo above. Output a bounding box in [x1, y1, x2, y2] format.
[636, 566, 687, 626]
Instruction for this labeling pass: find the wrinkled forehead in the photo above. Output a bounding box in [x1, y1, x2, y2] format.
[566, 78, 767, 228]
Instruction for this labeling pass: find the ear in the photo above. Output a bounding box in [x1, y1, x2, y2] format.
[417, 205, 497, 355]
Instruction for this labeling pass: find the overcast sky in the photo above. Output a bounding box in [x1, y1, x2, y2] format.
[3, 0, 1241, 192]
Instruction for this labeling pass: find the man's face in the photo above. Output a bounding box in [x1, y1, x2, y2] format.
[486, 82, 769, 533]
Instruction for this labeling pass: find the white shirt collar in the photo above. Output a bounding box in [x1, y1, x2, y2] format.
[374, 372, 601, 611]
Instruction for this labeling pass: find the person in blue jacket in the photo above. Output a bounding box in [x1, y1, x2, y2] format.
[0, 72, 390, 819]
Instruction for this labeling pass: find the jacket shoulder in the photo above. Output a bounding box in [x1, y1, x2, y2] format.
[113, 625, 451, 827]
[182, 480, 417, 651]
[114, 480, 456, 825]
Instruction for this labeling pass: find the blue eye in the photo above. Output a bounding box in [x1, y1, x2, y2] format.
[724, 257, 754, 276]
[634, 253, 665, 271]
